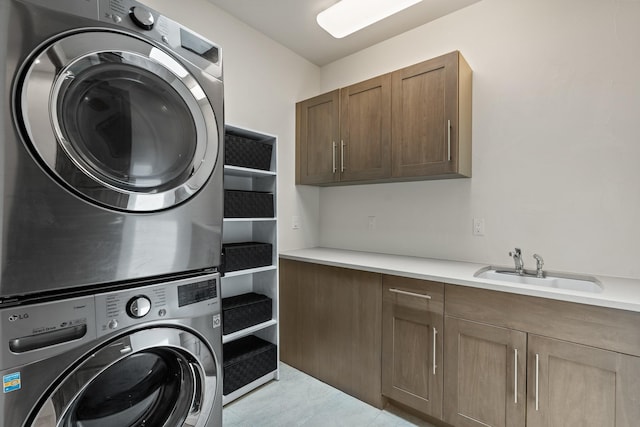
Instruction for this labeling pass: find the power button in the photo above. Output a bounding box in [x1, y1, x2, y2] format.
[126, 296, 152, 319]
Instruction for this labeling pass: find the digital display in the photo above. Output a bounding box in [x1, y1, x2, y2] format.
[180, 28, 219, 63]
[178, 279, 217, 307]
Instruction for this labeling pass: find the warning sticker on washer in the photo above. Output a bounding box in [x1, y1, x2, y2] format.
[3, 372, 21, 393]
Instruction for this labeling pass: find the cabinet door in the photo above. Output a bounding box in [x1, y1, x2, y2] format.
[340, 74, 391, 182]
[527, 335, 640, 427]
[444, 317, 527, 427]
[296, 90, 340, 184]
[391, 51, 465, 178]
[279, 260, 383, 408]
[382, 275, 444, 418]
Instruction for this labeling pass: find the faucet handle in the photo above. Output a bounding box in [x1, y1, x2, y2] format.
[533, 254, 544, 277]
[509, 248, 522, 257]
[533, 253, 544, 267]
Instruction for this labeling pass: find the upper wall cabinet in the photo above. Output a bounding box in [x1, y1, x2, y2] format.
[295, 51, 472, 186]
[296, 74, 391, 185]
[392, 51, 471, 179]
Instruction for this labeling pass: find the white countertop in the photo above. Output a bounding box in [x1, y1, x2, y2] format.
[279, 247, 640, 313]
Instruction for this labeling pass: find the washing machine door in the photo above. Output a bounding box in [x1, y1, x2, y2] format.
[29, 327, 220, 427]
[16, 30, 220, 212]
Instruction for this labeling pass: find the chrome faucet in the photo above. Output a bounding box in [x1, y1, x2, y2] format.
[509, 248, 524, 275]
[533, 254, 544, 278]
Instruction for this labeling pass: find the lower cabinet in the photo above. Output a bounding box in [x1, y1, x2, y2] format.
[279, 259, 383, 407]
[280, 260, 640, 426]
[382, 275, 444, 419]
[445, 317, 640, 427]
[444, 317, 526, 427]
[527, 335, 640, 427]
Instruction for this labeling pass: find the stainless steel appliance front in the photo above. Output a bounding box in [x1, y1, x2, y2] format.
[0, 273, 223, 426]
[0, 0, 224, 298]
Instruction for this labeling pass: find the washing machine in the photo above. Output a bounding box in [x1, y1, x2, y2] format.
[0, 0, 224, 299]
[0, 272, 222, 426]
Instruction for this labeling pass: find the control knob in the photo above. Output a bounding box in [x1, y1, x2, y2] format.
[129, 6, 155, 30]
[126, 296, 152, 319]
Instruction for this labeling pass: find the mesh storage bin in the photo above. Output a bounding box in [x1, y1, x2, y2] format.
[222, 292, 272, 335]
[222, 242, 272, 273]
[223, 335, 277, 395]
[224, 190, 274, 218]
[225, 133, 273, 171]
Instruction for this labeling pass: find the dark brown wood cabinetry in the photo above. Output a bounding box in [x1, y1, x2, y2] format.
[296, 74, 391, 185]
[382, 275, 444, 419]
[295, 51, 471, 186]
[279, 259, 383, 407]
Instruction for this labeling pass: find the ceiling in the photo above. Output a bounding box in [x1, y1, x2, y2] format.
[206, 0, 482, 66]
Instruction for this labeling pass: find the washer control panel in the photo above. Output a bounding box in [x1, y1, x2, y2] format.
[95, 273, 219, 338]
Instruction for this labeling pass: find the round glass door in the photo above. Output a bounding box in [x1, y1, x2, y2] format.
[16, 30, 220, 212]
[60, 349, 195, 426]
[29, 327, 219, 427]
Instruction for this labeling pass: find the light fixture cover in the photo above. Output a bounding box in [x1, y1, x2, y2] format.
[317, 0, 423, 39]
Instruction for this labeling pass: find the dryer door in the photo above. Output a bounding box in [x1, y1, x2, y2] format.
[28, 327, 220, 427]
[16, 30, 220, 212]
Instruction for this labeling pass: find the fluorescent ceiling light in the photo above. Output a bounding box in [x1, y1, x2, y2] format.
[317, 0, 423, 39]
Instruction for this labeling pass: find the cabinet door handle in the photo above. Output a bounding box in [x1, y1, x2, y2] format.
[332, 141, 337, 173]
[535, 353, 540, 411]
[388, 288, 432, 300]
[447, 119, 452, 161]
[432, 327, 438, 375]
[341, 140, 345, 172]
[514, 348, 518, 404]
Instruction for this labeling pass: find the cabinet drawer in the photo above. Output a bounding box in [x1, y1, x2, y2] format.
[383, 275, 444, 313]
[445, 284, 640, 357]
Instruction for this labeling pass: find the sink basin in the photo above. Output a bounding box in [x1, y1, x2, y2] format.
[474, 267, 603, 293]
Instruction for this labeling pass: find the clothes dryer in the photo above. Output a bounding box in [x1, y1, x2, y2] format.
[0, 272, 222, 426]
[1, 0, 224, 298]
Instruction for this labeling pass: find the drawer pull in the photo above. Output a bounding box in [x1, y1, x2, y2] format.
[388, 288, 432, 300]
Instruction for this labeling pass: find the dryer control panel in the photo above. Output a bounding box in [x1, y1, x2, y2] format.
[19, 0, 223, 79]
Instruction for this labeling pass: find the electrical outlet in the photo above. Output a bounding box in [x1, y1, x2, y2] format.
[292, 216, 300, 230]
[367, 216, 376, 231]
[473, 218, 485, 236]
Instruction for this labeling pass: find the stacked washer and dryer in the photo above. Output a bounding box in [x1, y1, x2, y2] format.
[0, 0, 225, 425]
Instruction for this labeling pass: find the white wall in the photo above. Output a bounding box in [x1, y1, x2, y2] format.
[143, 0, 322, 252]
[317, 0, 640, 279]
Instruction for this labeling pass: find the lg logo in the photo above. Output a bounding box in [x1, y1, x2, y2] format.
[8, 313, 29, 322]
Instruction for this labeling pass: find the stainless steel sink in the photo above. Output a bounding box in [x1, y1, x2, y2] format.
[474, 266, 603, 293]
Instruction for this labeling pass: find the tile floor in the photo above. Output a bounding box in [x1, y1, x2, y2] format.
[223, 363, 437, 427]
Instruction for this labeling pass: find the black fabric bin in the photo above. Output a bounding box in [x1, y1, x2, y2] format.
[223, 335, 277, 395]
[224, 190, 274, 218]
[222, 293, 272, 335]
[225, 133, 273, 171]
[222, 242, 272, 273]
